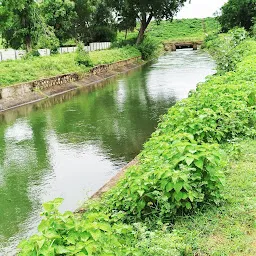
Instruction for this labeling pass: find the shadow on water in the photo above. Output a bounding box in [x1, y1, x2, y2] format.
[0, 49, 216, 255]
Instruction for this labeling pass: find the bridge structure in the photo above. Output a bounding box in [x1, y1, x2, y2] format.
[164, 41, 203, 51]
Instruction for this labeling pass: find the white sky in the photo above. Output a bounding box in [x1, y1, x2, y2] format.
[176, 0, 228, 19]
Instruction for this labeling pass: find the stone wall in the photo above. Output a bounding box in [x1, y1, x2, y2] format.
[0, 56, 140, 101]
[163, 41, 203, 52]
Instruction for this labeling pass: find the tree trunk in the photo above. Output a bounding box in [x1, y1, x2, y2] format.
[136, 14, 153, 45]
[136, 22, 146, 45]
[125, 29, 128, 40]
[25, 35, 32, 52]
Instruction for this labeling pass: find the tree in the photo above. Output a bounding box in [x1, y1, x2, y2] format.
[117, 9, 137, 40]
[0, 0, 40, 51]
[107, 0, 188, 44]
[218, 0, 256, 32]
[74, 0, 117, 44]
[41, 0, 77, 44]
[90, 1, 117, 42]
[73, 0, 95, 44]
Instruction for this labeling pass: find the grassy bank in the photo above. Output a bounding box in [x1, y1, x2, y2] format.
[117, 17, 219, 43]
[173, 139, 256, 255]
[0, 46, 140, 87]
[0, 18, 218, 88]
[18, 27, 256, 255]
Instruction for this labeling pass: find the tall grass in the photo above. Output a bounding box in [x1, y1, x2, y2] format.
[117, 18, 219, 43]
[0, 46, 140, 87]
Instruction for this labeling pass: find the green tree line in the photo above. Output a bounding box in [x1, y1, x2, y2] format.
[218, 0, 256, 32]
[0, 0, 188, 51]
[0, 0, 117, 51]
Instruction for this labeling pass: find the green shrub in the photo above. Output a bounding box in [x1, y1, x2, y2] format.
[137, 37, 158, 60]
[158, 87, 256, 143]
[37, 27, 60, 52]
[111, 38, 137, 48]
[104, 133, 225, 221]
[23, 49, 40, 59]
[201, 32, 219, 49]
[18, 199, 190, 256]
[92, 26, 117, 43]
[18, 198, 140, 256]
[102, 31, 256, 222]
[75, 42, 93, 67]
[204, 28, 248, 73]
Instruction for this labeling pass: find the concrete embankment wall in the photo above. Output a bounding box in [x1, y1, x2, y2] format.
[0, 57, 141, 111]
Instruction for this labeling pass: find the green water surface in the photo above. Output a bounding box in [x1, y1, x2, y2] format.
[0, 49, 215, 255]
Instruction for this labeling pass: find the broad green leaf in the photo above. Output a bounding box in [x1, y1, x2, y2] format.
[98, 223, 111, 232]
[195, 159, 204, 169]
[36, 239, 45, 250]
[90, 229, 101, 241]
[166, 182, 174, 192]
[55, 246, 70, 254]
[248, 92, 256, 106]
[174, 192, 183, 201]
[38, 220, 48, 232]
[137, 190, 144, 197]
[44, 231, 61, 239]
[185, 202, 192, 209]
[137, 200, 146, 212]
[185, 157, 194, 166]
[174, 182, 183, 193]
[80, 232, 90, 242]
[177, 145, 186, 154]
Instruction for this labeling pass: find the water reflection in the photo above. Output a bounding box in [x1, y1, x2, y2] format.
[0, 49, 215, 254]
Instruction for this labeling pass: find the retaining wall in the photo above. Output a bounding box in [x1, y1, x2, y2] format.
[0, 56, 140, 101]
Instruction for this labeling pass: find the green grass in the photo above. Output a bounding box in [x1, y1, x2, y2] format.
[173, 139, 256, 255]
[0, 18, 218, 87]
[117, 18, 219, 43]
[0, 46, 140, 87]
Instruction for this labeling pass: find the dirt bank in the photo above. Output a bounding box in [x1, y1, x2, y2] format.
[0, 57, 142, 112]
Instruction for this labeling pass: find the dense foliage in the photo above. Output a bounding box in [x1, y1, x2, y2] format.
[203, 28, 251, 73]
[18, 198, 140, 256]
[18, 25, 256, 255]
[218, 0, 256, 32]
[102, 31, 256, 221]
[75, 43, 93, 67]
[137, 37, 159, 60]
[107, 0, 188, 44]
[0, 0, 116, 49]
[18, 198, 190, 255]
[0, 0, 41, 51]
[41, 0, 77, 44]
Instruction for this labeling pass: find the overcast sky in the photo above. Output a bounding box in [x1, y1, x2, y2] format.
[176, 0, 228, 19]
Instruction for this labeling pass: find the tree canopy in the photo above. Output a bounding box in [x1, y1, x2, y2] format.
[218, 0, 256, 32]
[41, 0, 77, 44]
[0, 0, 190, 50]
[0, 0, 116, 50]
[0, 0, 41, 50]
[108, 0, 188, 44]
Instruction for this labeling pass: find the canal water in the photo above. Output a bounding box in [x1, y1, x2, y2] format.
[0, 49, 215, 255]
